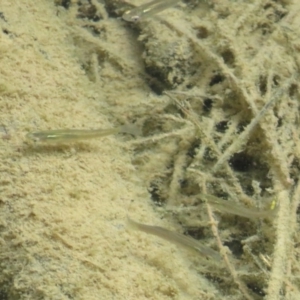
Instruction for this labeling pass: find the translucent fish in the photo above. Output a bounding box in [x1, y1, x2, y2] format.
[26, 124, 141, 143]
[123, 0, 182, 22]
[127, 216, 221, 261]
[200, 193, 278, 220]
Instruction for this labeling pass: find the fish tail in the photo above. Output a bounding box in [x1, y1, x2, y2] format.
[119, 124, 142, 136]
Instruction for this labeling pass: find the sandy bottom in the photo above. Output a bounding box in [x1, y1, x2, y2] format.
[0, 0, 300, 299]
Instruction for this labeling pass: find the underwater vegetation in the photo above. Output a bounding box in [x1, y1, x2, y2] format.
[57, 0, 300, 298]
[8, 0, 300, 298]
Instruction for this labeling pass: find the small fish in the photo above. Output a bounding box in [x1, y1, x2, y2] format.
[200, 193, 278, 220]
[26, 124, 141, 143]
[123, 0, 181, 22]
[127, 216, 221, 261]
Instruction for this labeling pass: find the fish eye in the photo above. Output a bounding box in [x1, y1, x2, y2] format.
[26, 132, 43, 142]
[131, 15, 140, 22]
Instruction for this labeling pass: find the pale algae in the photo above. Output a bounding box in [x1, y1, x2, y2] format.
[0, 0, 299, 299]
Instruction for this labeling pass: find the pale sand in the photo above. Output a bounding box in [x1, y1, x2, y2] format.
[1, 1, 300, 299]
[0, 1, 218, 299]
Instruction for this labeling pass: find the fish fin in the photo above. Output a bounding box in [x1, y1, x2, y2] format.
[119, 124, 142, 136]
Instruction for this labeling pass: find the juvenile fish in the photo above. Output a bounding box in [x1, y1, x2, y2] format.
[26, 124, 141, 143]
[200, 193, 277, 220]
[127, 217, 221, 261]
[123, 0, 182, 22]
